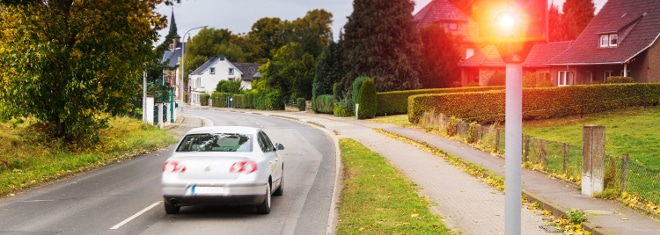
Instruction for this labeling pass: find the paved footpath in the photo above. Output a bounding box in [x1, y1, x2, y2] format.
[179, 107, 660, 234]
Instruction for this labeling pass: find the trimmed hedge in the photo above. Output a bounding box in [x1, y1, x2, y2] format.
[377, 86, 504, 116]
[313, 94, 335, 114]
[408, 84, 660, 124]
[296, 98, 306, 111]
[200, 93, 211, 106]
[357, 78, 377, 119]
[211, 92, 231, 108]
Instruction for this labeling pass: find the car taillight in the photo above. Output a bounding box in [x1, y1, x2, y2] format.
[229, 161, 257, 174]
[163, 160, 186, 173]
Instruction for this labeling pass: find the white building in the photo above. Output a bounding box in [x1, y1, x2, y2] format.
[188, 55, 249, 105]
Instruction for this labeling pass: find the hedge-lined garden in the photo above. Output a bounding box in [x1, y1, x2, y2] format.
[408, 83, 660, 124]
[376, 86, 504, 116]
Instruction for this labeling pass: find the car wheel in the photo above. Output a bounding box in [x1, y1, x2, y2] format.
[274, 174, 283, 196]
[164, 202, 180, 214]
[256, 183, 271, 214]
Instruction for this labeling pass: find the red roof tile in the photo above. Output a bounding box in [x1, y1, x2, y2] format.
[549, 0, 660, 65]
[413, 0, 470, 28]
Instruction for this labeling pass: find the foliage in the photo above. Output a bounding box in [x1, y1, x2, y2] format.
[313, 94, 335, 114]
[334, 98, 353, 117]
[211, 92, 231, 108]
[606, 76, 635, 84]
[0, 116, 176, 197]
[289, 53, 316, 100]
[313, 42, 344, 103]
[523, 72, 553, 88]
[351, 76, 368, 108]
[356, 78, 377, 119]
[341, 0, 423, 93]
[408, 84, 660, 124]
[566, 209, 587, 225]
[418, 24, 463, 88]
[0, 0, 166, 144]
[337, 139, 450, 234]
[215, 79, 244, 94]
[376, 86, 504, 116]
[296, 98, 306, 111]
[199, 93, 211, 106]
[562, 0, 595, 40]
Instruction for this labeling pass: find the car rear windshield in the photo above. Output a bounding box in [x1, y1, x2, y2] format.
[176, 133, 253, 152]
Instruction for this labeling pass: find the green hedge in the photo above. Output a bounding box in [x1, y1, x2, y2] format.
[357, 78, 377, 119]
[377, 86, 504, 116]
[408, 84, 660, 124]
[313, 94, 335, 114]
[296, 98, 306, 111]
[211, 92, 231, 108]
[200, 93, 211, 106]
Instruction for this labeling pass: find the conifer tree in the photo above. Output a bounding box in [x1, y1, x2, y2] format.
[341, 0, 423, 93]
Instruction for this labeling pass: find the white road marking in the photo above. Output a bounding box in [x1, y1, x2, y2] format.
[110, 201, 161, 230]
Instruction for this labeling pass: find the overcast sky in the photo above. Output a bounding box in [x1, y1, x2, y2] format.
[155, 0, 608, 44]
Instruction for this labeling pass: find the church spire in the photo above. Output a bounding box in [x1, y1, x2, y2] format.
[169, 9, 180, 39]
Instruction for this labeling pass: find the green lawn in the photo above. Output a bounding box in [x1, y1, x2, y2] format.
[336, 138, 453, 234]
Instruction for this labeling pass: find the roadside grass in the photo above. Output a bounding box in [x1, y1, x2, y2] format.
[0, 116, 177, 197]
[368, 114, 411, 127]
[337, 138, 452, 234]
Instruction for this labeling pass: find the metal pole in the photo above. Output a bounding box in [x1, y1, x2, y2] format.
[180, 26, 207, 109]
[505, 62, 522, 235]
[142, 70, 147, 123]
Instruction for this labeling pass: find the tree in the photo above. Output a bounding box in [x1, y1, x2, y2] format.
[418, 24, 463, 88]
[0, 0, 166, 143]
[357, 78, 377, 119]
[313, 41, 344, 100]
[247, 17, 290, 63]
[289, 9, 333, 60]
[342, 0, 423, 93]
[562, 0, 595, 40]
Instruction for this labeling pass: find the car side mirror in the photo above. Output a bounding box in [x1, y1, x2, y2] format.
[275, 143, 285, 151]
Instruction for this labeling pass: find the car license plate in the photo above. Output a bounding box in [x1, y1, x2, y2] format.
[186, 185, 225, 195]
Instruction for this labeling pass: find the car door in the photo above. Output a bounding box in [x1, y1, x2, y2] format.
[258, 131, 282, 185]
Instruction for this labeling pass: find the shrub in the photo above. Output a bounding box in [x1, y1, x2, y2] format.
[408, 83, 660, 124]
[377, 86, 504, 116]
[334, 98, 353, 117]
[357, 78, 377, 119]
[233, 94, 244, 108]
[606, 76, 634, 84]
[352, 76, 368, 109]
[314, 94, 335, 114]
[296, 98, 306, 111]
[211, 92, 231, 108]
[200, 93, 211, 106]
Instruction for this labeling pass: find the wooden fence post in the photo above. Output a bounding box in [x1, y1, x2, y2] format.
[622, 153, 629, 192]
[524, 135, 530, 162]
[564, 143, 569, 175]
[495, 129, 500, 153]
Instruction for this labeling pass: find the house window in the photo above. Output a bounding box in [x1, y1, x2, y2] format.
[209, 67, 216, 75]
[558, 71, 573, 86]
[599, 34, 618, 47]
[229, 68, 234, 75]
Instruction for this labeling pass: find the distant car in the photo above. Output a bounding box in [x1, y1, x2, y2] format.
[162, 126, 285, 214]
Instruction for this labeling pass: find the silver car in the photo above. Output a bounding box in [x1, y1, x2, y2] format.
[162, 126, 284, 214]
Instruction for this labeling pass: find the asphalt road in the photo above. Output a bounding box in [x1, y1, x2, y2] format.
[0, 109, 337, 235]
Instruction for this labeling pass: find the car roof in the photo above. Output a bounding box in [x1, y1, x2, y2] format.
[184, 126, 261, 135]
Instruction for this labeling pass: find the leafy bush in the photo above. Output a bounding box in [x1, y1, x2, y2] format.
[352, 76, 368, 109]
[377, 86, 504, 116]
[408, 84, 660, 124]
[233, 94, 244, 108]
[606, 76, 635, 84]
[211, 92, 231, 108]
[314, 94, 335, 114]
[296, 98, 306, 111]
[357, 78, 377, 119]
[334, 98, 353, 117]
[200, 93, 211, 106]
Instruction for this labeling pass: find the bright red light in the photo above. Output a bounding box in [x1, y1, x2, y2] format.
[163, 160, 186, 173]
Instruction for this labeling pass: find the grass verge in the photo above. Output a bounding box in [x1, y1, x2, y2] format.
[0, 116, 177, 197]
[336, 138, 452, 234]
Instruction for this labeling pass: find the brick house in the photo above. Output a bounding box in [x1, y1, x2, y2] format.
[548, 0, 660, 85]
[460, 0, 660, 87]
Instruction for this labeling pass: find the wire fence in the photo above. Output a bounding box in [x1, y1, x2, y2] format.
[418, 112, 660, 205]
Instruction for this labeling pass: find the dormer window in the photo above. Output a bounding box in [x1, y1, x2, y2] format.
[600, 34, 618, 47]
